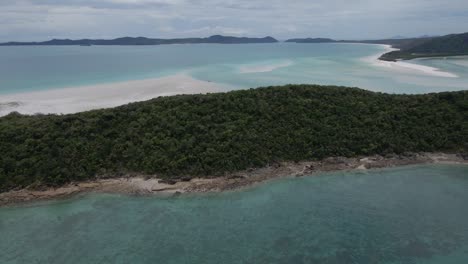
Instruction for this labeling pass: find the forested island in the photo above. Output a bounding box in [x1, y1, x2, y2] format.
[286, 32, 468, 61]
[1, 85, 467, 193]
[284, 36, 432, 46]
[378, 32, 468, 61]
[0, 35, 278, 46]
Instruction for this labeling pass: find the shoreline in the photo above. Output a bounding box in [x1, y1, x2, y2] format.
[0, 73, 226, 117]
[1, 152, 466, 207]
[363, 44, 459, 78]
[1, 43, 462, 117]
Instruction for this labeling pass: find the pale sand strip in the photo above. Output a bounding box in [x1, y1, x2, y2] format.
[362, 44, 458, 78]
[0, 74, 226, 116]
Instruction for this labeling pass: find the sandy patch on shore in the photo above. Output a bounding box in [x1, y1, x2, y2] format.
[0, 74, 226, 117]
[362, 44, 458, 78]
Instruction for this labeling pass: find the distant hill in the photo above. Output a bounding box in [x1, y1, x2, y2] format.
[0, 35, 278, 46]
[284, 36, 432, 49]
[355, 37, 434, 49]
[285, 33, 468, 61]
[419, 34, 440, 38]
[389, 35, 408, 40]
[379, 32, 468, 61]
[285, 38, 336, 43]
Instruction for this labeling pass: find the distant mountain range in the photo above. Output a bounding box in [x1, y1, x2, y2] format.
[2, 32, 467, 61]
[0, 35, 278, 46]
[285, 38, 335, 43]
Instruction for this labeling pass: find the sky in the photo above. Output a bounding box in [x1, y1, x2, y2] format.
[0, 0, 467, 41]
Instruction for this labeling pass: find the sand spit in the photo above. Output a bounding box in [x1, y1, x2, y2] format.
[0, 74, 226, 117]
[1, 152, 466, 207]
[363, 44, 458, 78]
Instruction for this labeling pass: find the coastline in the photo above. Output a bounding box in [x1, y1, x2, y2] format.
[363, 44, 458, 78]
[1, 43, 464, 118]
[0, 73, 226, 117]
[1, 152, 466, 207]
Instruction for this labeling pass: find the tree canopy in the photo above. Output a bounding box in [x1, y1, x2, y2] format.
[1, 85, 467, 192]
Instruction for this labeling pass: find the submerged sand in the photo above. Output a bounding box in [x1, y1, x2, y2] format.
[0, 43, 462, 117]
[0, 74, 226, 117]
[1, 152, 466, 207]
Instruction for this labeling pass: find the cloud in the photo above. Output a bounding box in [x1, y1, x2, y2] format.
[180, 26, 250, 36]
[0, 0, 467, 41]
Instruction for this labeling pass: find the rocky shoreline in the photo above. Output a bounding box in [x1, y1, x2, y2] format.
[1, 152, 467, 207]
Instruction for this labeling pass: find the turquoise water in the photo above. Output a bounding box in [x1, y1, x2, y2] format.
[1, 165, 468, 263]
[1, 43, 468, 95]
[1, 44, 468, 263]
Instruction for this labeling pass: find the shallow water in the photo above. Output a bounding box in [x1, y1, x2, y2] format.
[1, 43, 468, 95]
[1, 164, 468, 264]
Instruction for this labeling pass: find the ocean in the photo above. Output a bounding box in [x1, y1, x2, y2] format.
[1, 43, 468, 116]
[1, 43, 467, 263]
[1, 165, 468, 263]
[1, 43, 467, 96]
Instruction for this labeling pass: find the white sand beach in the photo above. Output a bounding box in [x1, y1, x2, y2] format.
[363, 44, 458, 78]
[0, 74, 226, 116]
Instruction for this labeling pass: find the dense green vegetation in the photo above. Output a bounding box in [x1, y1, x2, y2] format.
[1, 85, 467, 191]
[285, 36, 433, 47]
[286, 32, 468, 61]
[379, 32, 468, 61]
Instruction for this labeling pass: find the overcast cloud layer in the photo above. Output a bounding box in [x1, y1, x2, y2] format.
[1, 0, 467, 41]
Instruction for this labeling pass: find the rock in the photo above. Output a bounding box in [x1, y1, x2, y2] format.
[324, 157, 347, 164]
[359, 157, 370, 163]
[368, 155, 383, 161]
[158, 179, 177, 185]
[402, 152, 417, 159]
[271, 162, 281, 169]
[302, 164, 315, 173]
[460, 153, 468, 160]
[384, 153, 398, 159]
[228, 175, 245, 180]
[179, 177, 192, 182]
[295, 173, 305, 177]
[356, 164, 367, 170]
